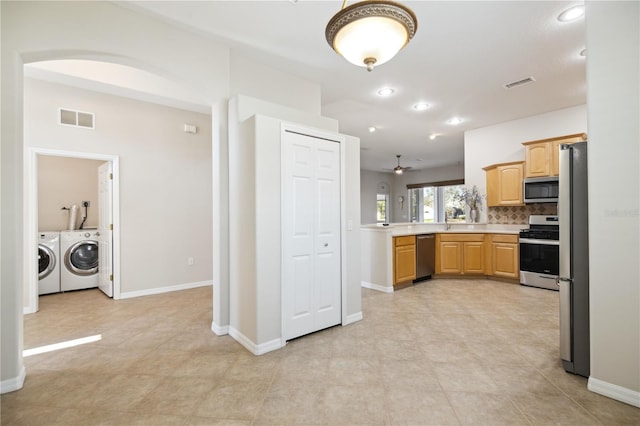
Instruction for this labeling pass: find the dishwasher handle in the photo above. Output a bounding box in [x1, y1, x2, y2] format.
[417, 234, 435, 240]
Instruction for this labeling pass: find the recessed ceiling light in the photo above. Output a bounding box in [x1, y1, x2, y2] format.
[558, 5, 584, 22]
[377, 87, 395, 97]
[447, 117, 463, 125]
[368, 126, 376, 133]
[412, 102, 430, 111]
[429, 134, 437, 140]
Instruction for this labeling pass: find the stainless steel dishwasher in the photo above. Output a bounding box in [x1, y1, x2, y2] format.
[415, 234, 435, 282]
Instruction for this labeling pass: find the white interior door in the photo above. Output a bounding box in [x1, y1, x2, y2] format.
[283, 130, 341, 341]
[98, 161, 113, 297]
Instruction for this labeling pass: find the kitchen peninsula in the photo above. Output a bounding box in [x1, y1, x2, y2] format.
[361, 222, 522, 292]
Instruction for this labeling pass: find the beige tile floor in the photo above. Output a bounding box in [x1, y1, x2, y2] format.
[2, 279, 639, 425]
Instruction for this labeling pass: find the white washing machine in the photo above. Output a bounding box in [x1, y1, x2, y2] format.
[60, 230, 99, 291]
[38, 232, 61, 295]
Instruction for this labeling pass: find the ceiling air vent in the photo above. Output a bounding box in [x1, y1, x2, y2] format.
[59, 108, 95, 129]
[503, 77, 536, 89]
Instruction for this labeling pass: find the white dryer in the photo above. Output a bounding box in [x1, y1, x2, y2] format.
[60, 230, 99, 291]
[38, 232, 61, 295]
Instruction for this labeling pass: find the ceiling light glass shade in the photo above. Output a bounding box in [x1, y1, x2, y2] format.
[326, 1, 418, 72]
[394, 168, 403, 175]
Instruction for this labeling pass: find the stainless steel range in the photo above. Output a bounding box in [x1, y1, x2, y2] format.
[519, 215, 559, 291]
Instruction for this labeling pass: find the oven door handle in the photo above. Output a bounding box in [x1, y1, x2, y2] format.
[519, 238, 559, 245]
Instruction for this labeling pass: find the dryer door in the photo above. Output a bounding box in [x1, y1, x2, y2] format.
[38, 245, 56, 280]
[65, 241, 99, 276]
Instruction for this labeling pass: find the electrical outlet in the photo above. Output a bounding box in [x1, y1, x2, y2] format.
[188, 257, 194, 266]
[82, 200, 90, 207]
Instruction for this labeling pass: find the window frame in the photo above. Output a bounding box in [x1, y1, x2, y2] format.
[407, 179, 465, 223]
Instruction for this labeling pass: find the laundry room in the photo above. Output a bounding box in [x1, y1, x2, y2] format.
[24, 67, 214, 311]
[37, 155, 106, 296]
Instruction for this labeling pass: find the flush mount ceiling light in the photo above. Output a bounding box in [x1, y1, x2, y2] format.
[377, 87, 395, 96]
[368, 126, 377, 132]
[429, 134, 437, 140]
[447, 117, 463, 125]
[557, 4, 584, 22]
[326, 0, 418, 72]
[412, 102, 430, 111]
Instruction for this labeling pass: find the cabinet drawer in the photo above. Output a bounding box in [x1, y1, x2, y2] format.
[438, 233, 485, 242]
[394, 235, 416, 247]
[491, 234, 519, 243]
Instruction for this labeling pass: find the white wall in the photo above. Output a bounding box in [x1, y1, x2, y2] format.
[1, 0, 327, 391]
[464, 105, 587, 222]
[228, 95, 361, 352]
[25, 78, 214, 294]
[38, 156, 104, 231]
[360, 170, 392, 225]
[585, 1, 640, 406]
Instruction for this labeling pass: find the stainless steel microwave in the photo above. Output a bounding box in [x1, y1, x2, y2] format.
[523, 176, 559, 203]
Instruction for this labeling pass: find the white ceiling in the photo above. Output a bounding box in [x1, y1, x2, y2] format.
[29, 1, 587, 172]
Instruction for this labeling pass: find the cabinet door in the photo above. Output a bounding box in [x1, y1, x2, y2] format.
[491, 243, 519, 279]
[463, 241, 485, 274]
[485, 168, 499, 207]
[525, 142, 550, 178]
[394, 244, 416, 283]
[498, 164, 523, 205]
[437, 241, 462, 274]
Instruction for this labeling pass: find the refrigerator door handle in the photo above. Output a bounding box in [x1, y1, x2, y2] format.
[559, 277, 572, 362]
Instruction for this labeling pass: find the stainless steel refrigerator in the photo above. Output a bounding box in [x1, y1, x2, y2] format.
[558, 141, 589, 377]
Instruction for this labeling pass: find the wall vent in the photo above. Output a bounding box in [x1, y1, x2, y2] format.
[59, 108, 95, 129]
[503, 77, 536, 89]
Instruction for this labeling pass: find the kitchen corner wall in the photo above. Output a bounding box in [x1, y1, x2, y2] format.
[464, 105, 587, 223]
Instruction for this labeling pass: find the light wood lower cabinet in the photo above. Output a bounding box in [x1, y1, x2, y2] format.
[393, 235, 416, 285]
[463, 241, 486, 274]
[436, 233, 519, 280]
[436, 234, 485, 275]
[489, 234, 519, 279]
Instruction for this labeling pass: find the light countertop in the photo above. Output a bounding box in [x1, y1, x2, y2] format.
[360, 222, 522, 236]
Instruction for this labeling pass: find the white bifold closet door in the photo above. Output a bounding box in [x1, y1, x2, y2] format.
[282, 130, 341, 341]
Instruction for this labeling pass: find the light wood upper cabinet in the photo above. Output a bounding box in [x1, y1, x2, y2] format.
[525, 143, 550, 177]
[523, 133, 587, 178]
[483, 161, 524, 207]
[393, 235, 416, 284]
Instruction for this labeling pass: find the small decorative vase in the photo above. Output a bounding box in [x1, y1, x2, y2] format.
[469, 208, 478, 223]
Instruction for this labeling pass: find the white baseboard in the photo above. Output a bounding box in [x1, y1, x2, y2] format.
[119, 280, 212, 299]
[588, 376, 640, 408]
[228, 327, 283, 355]
[211, 321, 229, 336]
[344, 311, 363, 325]
[361, 281, 394, 293]
[0, 366, 25, 394]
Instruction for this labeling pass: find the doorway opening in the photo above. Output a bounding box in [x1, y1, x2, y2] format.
[25, 148, 120, 314]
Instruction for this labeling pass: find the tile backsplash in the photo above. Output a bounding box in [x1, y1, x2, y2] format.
[487, 204, 557, 225]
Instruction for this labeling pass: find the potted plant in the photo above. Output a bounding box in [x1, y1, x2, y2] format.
[457, 185, 485, 223]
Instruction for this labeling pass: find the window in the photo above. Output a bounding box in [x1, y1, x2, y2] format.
[408, 180, 466, 223]
[376, 193, 388, 223]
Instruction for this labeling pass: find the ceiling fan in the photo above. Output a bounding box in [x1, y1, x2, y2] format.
[393, 155, 411, 175]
